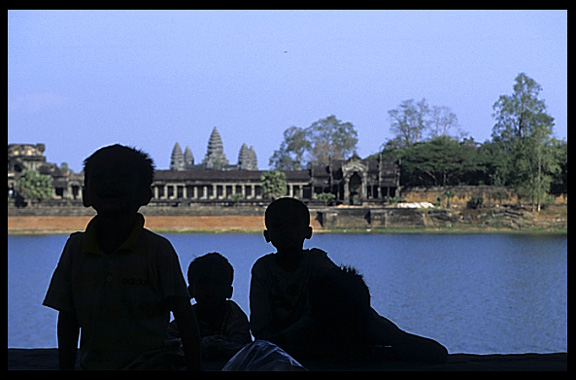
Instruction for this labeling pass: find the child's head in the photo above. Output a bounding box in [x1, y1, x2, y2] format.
[187, 252, 234, 306]
[263, 197, 312, 253]
[82, 144, 154, 215]
[308, 265, 372, 345]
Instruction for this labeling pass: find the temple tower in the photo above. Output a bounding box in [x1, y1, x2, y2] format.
[238, 143, 258, 170]
[183, 146, 194, 169]
[203, 127, 229, 169]
[170, 142, 184, 171]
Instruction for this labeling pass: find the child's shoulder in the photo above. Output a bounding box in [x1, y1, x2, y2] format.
[226, 300, 249, 317]
[306, 248, 329, 257]
[251, 253, 276, 268]
[140, 228, 176, 250]
[306, 248, 338, 270]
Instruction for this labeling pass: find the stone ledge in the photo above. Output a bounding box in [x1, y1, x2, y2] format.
[7, 349, 566, 371]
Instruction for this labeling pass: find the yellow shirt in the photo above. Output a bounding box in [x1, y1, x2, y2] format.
[43, 213, 189, 369]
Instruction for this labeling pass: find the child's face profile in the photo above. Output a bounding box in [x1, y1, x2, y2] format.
[84, 155, 148, 215]
[264, 207, 312, 254]
[190, 268, 232, 307]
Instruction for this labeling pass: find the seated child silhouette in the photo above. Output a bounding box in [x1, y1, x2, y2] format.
[249, 197, 338, 345]
[306, 265, 448, 364]
[43, 144, 201, 369]
[169, 252, 252, 361]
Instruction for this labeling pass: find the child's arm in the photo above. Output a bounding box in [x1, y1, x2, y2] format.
[249, 268, 275, 340]
[57, 310, 79, 369]
[169, 296, 202, 370]
[371, 311, 448, 364]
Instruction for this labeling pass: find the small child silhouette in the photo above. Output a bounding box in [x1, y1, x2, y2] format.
[169, 252, 252, 361]
[307, 265, 449, 364]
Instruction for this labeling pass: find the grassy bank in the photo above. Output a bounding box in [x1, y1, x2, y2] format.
[8, 221, 566, 236]
[8, 204, 566, 235]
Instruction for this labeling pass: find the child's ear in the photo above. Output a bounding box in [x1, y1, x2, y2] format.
[226, 285, 233, 299]
[82, 186, 91, 208]
[304, 226, 313, 240]
[263, 230, 270, 243]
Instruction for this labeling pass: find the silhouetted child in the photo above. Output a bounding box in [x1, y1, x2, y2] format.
[43, 144, 201, 370]
[250, 197, 338, 345]
[306, 265, 448, 364]
[169, 252, 252, 361]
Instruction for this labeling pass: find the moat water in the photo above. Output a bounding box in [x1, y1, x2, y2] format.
[8, 232, 567, 354]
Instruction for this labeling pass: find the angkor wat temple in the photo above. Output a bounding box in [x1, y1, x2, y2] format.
[8, 128, 399, 206]
[170, 127, 257, 171]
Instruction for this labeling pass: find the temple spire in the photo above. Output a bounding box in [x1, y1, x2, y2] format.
[183, 146, 194, 169]
[203, 127, 229, 169]
[170, 142, 184, 171]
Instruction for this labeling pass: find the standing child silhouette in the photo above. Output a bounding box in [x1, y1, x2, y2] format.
[43, 144, 201, 369]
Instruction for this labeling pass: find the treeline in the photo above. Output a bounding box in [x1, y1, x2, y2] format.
[379, 73, 567, 211]
[377, 135, 567, 194]
[270, 73, 567, 210]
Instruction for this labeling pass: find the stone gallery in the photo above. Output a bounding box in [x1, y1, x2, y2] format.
[8, 128, 399, 206]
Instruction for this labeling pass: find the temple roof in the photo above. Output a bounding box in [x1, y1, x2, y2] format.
[154, 169, 311, 183]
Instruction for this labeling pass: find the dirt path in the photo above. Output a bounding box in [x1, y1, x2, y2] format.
[7, 215, 275, 234]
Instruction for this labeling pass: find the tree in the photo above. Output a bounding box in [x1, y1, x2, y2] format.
[306, 115, 358, 166]
[387, 99, 465, 148]
[492, 73, 553, 141]
[269, 126, 310, 170]
[428, 105, 465, 140]
[491, 73, 558, 211]
[269, 115, 359, 169]
[17, 169, 53, 203]
[261, 170, 287, 199]
[317, 192, 336, 206]
[388, 98, 429, 148]
[399, 137, 485, 187]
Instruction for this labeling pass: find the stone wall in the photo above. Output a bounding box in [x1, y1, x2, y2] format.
[401, 186, 567, 208]
[315, 208, 426, 229]
[400, 186, 518, 208]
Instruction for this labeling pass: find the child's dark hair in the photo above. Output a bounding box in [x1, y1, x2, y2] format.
[265, 197, 310, 227]
[308, 265, 372, 345]
[309, 265, 371, 318]
[187, 252, 234, 286]
[83, 144, 155, 188]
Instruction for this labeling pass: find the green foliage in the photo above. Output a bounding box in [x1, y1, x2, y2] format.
[467, 195, 484, 209]
[261, 170, 287, 199]
[397, 136, 486, 187]
[270, 115, 358, 169]
[317, 192, 336, 205]
[17, 169, 53, 202]
[491, 73, 559, 210]
[269, 126, 310, 170]
[229, 192, 244, 206]
[374, 73, 567, 209]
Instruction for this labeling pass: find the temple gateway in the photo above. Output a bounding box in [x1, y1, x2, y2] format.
[8, 128, 399, 206]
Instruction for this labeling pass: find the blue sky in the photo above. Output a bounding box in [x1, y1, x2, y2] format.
[8, 10, 567, 172]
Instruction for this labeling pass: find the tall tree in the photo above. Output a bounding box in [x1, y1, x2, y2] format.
[387, 99, 465, 148]
[306, 115, 358, 166]
[388, 98, 430, 148]
[269, 115, 358, 169]
[269, 126, 310, 170]
[491, 73, 557, 211]
[428, 105, 465, 140]
[17, 169, 53, 203]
